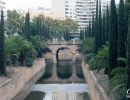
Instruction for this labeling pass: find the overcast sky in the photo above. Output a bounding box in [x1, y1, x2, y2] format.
[5, 0, 119, 10]
[5, 0, 52, 10]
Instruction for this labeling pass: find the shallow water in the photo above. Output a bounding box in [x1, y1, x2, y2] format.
[25, 61, 90, 100]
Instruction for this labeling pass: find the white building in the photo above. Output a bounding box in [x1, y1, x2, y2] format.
[52, 0, 110, 30]
[65, 0, 76, 20]
[101, 0, 109, 13]
[76, 0, 96, 29]
[0, 0, 5, 9]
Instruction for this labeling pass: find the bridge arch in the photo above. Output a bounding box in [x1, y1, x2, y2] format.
[56, 47, 70, 62]
[43, 48, 52, 53]
[46, 43, 79, 63]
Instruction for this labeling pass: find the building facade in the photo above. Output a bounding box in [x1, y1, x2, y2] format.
[52, 0, 109, 30]
[76, 0, 96, 29]
[65, 0, 76, 20]
[0, 0, 5, 9]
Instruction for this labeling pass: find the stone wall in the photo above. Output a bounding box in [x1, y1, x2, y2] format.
[0, 58, 46, 100]
[82, 62, 109, 100]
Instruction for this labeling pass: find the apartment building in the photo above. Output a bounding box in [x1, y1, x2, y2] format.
[65, 0, 76, 20]
[0, 0, 5, 9]
[52, 0, 109, 30]
[101, 0, 109, 13]
[76, 0, 96, 29]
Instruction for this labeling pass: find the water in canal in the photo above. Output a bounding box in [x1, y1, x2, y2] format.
[25, 61, 90, 100]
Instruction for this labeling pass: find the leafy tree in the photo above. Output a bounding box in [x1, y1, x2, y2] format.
[79, 37, 95, 54]
[0, 10, 6, 75]
[6, 10, 24, 34]
[109, 0, 118, 78]
[29, 36, 47, 58]
[89, 45, 109, 73]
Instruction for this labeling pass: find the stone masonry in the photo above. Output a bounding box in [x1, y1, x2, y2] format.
[0, 58, 46, 100]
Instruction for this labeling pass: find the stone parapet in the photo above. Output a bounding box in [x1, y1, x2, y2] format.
[82, 62, 109, 100]
[0, 58, 46, 100]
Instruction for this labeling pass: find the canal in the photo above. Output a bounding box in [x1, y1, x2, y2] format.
[25, 61, 90, 100]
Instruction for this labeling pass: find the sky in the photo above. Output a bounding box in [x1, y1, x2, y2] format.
[5, 0, 119, 10]
[5, 0, 52, 10]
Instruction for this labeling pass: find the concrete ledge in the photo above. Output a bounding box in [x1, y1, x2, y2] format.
[82, 62, 109, 100]
[0, 58, 46, 100]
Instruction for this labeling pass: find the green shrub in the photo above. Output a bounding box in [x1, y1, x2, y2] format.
[5, 35, 20, 65]
[29, 36, 47, 58]
[109, 67, 127, 100]
[5, 35, 36, 66]
[89, 45, 109, 72]
[26, 57, 34, 67]
[79, 37, 94, 54]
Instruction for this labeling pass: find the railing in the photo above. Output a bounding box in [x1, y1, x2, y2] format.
[47, 41, 80, 45]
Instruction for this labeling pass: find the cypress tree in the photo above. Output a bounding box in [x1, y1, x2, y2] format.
[101, 13, 106, 45]
[39, 18, 42, 37]
[109, 0, 118, 78]
[105, 5, 110, 41]
[126, 0, 130, 90]
[94, 0, 99, 53]
[127, 14, 130, 91]
[24, 12, 30, 39]
[92, 14, 95, 37]
[36, 18, 40, 35]
[98, 0, 102, 47]
[88, 20, 92, 37]
[118, 0, 126, 61]
[0, 10, 6, 75]
[36, 18, 42, 37]
[124, 1, 129, 45]
[84, 27, 88, 38]
[80, 30, 84, 40]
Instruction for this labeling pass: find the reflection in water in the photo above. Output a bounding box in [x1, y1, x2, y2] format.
[57, 61, 72, 79]
[76, 63, 84, 79]
[25, 84, 89, 100]
[25, 92, 90, 100]
[25, 61, 89, 100]
[42, 62, 53, 79]
[25, 91, 45, 100]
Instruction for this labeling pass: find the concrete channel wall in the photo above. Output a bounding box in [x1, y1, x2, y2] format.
[82, 62, 109, 100]
[0, 58, 46, 100]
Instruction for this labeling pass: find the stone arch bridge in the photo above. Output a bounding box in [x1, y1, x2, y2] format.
[44, 42, 80, 63]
